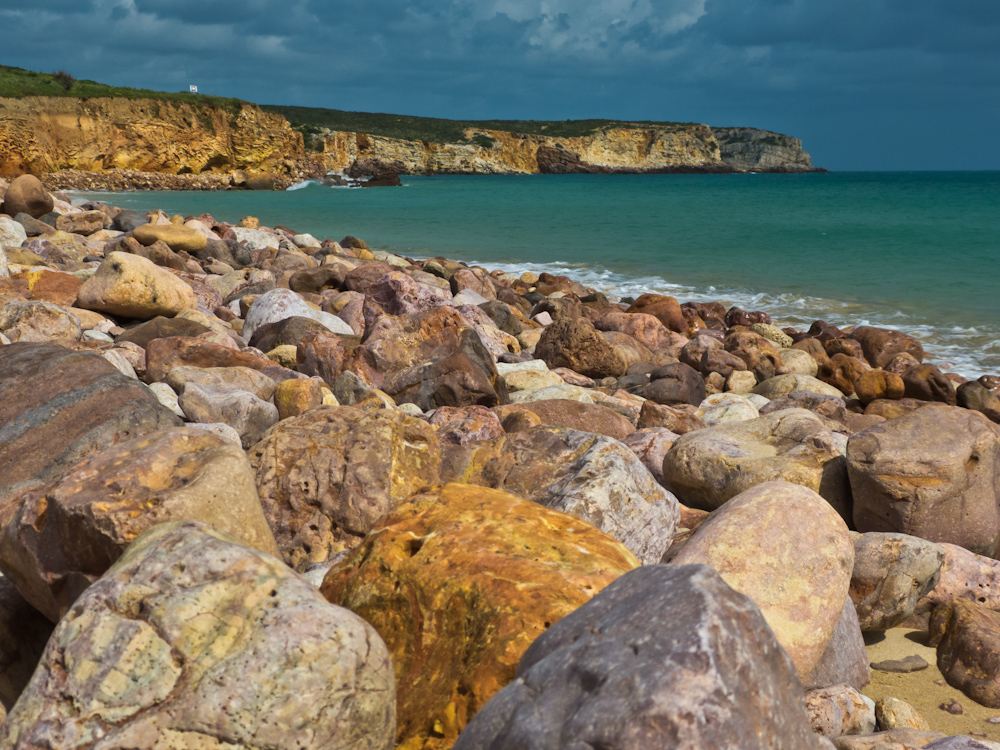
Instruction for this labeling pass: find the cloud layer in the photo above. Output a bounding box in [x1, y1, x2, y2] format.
[3, 0, 997, 169]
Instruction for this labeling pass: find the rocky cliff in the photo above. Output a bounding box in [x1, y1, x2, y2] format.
[710, 127, 820, 172]
[0, 96, 304, 179]
[317, 124, 734, 175]
[0, 96, 821, 185]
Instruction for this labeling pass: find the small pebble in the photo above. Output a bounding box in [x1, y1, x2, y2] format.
[940, 699, 963, 715]
[987, 717, 1000, 724]
[870, 655, 929, 673]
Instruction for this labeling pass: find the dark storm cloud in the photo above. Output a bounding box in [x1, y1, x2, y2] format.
[2, 0, 997, 169]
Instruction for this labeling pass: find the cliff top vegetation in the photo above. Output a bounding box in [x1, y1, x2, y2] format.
[261, 103, 702, 144]
[0, 64, 244, 110]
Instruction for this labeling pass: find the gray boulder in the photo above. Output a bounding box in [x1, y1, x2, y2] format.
[179, 382, 279, 449]
[0, 521, 396, 750]
[453, 564, 824, 750]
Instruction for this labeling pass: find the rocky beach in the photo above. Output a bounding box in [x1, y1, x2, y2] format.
[2, 170, 1000, 749]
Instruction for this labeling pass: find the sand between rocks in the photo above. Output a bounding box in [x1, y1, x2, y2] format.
[864, 627, 1000, 741]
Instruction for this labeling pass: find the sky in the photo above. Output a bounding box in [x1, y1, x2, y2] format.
[3, 0, 999, 171]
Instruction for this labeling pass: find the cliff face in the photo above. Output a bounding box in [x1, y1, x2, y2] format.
[317, 124, 733, 175]
[0, 97, 304, 178]
[710, 127, 820, 172]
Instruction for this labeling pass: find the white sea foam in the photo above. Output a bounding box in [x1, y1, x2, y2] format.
[440, 254, 1000, 379]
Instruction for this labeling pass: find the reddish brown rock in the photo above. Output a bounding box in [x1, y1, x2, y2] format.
[818, 353, 867, 396]
[793, 338, 832, 367]
[851, 326, 925, 370]
[534, 316, 627, 379]
[321, 483, 638, 750]
[450, 267, 497, 300]
[296, 329, 361, 388]
[0, 343, 181, 496]
[0, 175, 53, 219]
[0, 427, 279, 622]
[848, 404, 1000, 557]
[492, 399, 635, 441]
[624, 292, 687, 333]
[725, 329, 788, 382]
[864, 397, 928, 420]
[928, 599, 1000, 708]
[144, 336, 284, 383]
[249, 406, 442, 570]
[342, 261, 394, 294]
[12, 268, 83, 306]
[594, 310, 686, 354]
[636, 399, 705, 434]
[725, 306, 772, 328]
[622, 427, 679, 486]
[644, 362, 706, 406]
[824, 338, 866, 361]
[855, 369, 906, 406]
[903, 363, 958, 405]
[428, 405, 504, 445]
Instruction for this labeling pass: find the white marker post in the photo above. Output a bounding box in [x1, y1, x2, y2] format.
[189, 85, 198, 94]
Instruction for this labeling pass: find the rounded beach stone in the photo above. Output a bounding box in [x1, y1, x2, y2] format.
[855, 369, 905, 405]
[0, 217, 27, 248]
[166, 364, 277, 401]
[243, 287, 354, 341]
[179, 383, 279, 449]
[662, 408, 851, 517]
[0, 427, 279, 622]
[850, 326, 924, 369]
[0, 299, 82, 343]
[902, 363, 958, 405]
[534, 316, 627, 379]
[249, 406, 443, 570]
[818, 353, 867, 396]
[805, 684, 876, 738]
[754, 373, 846, 399]
[695, 392, 760, 426]
[493, 398, 634, 441]
[849, 532, 945, 630]
[0, 343, 182, 496]
[321, 483, 637, 750]
[624, 292, 688, 332]
[274, 378, 325, 420]
[875, 696, 931, 731]
[847, 404, 1000, 557]
[725, 329, 788, 382]
[0, 521, 396, 750]
[644, 361, 706, 406]
[452, 564, 825, 750]
[0, 175, 53, 219]
[76, 251, 198, 318]
[780, 347, 821, 377]
[427, 404, 504, 444]
[928, 598, 1000, 708]
[669, 481, 854, 678]
[132, 221, 208, 252]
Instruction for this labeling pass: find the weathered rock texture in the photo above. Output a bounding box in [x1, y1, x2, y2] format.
[669, 481, 854, 679]
[0, 427, 279, 622]
[0, 96, 302, 177]
[452, 564, 824, 750]
[0, 521, 397, 750]
[711, 127, 821, 172]
[321, 484, 638, 750]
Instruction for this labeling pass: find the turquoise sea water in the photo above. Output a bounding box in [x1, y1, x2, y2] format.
[77, 171, 1000, 377]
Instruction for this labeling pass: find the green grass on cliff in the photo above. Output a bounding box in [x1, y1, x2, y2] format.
[0, 65, 245, 111]
[261, 104, 699, 144]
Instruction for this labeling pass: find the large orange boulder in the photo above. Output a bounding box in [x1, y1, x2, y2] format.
[321, 483, 638, 750]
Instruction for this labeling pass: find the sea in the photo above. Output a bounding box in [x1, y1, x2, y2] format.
[75, 171, 1000, 378]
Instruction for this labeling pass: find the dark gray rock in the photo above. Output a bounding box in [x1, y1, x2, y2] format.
[804, 597, 872, 691]
[453, 564, 823, 750]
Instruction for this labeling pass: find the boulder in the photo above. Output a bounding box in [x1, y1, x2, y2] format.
[321, 484, 637, 750]
[903, 363, 958, 405]
[144, 336, 289, 383]
[452, 564, 824, 750]
[166, 364, 277, 401]
[780, 347, 821, 377]
[670, 481, 854, 678]
[805, 685, 876, 738]
[0, 521, 396, 750]
[851, 326, 924, 369]
[849, 532, 945, 630]
[76, 251, 198, 318]
[55, 209, 105, 236]
[179, 383, 279, 449]
[459, 426, 680, 564]
[0, 343, 181, 497]
[875, 696, 931, 731]
[0, 175, 52, 219]
[115, 314, 211, 348]
[662, 408, 851, 518]
[624, 292, 688, 333]
[0, 217, 27, 248]
[957, 381, 1000, 423]
[248, 406, 442, 571]
[818, 354, 868, 396]
[725, 329, 788, 382]
[636, 399, 705, 434]
[243, 287, 354, 341]
[754, 373, 846, 400]
[594, 310, 686, 353]
[534, 316, 627, 379]
[0, 427, 279, 622]
[132, 222, 208, 252]
[644, 362, 706, 406]
[274, 378, 326, 420]
[848, 404, 1000, 557]
[427, 405, 504, 445]
[910, 543, 1000, 628]
[0, 299, 81, 343]
[833, 730, 948, 749]
[928, 598, 1000, 708]
[759, 390, 849, 427]
[855, 369, 906, 406]
[492, 399, 634, 441]
[695, 392, 760, 426]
